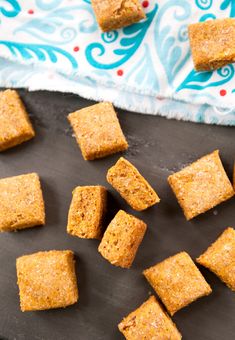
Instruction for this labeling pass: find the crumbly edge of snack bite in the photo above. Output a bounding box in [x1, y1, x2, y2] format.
[196, 227, 235, 291]
[91, 0, 146, 32]
[0, 89, 35, 151]
[83, 135, 128, 161]
[67, 102, 128, 160]
[98, 210, 147, 268]
[167, 150, 234, 220]
[16, 250, 78, 311]
[118, 296, 182, 340]
[143, 252, 212, 315]
[67, 185, 107, 239]
[28, 172, 46, 227]
[188, 18, 235, 71]
[0, 172, 45, 232]
[107, 157, 160, 211]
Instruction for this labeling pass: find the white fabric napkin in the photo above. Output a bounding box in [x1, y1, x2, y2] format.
[0, 0, 234, 125]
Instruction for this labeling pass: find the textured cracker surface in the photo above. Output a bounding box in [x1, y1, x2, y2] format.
[118, 296, 182, 340]
[168, 150, 234, 220]
[143, 252, 212, 315]
[68, 102, 128, 160]
[67, 185, 107, 239]
[98, 210, 147, 268]
[16, 250, 79, 311]
[107, 157, 160, 211]
[197, 227, 235, 291]
[0, 89, 35, 151]
[188, 18, 235, 71]
[91, 0, 145, 32]
[0, 173, 45, 232]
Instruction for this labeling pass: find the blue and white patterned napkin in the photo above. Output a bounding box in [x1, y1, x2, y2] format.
[0, 0, 235, 125]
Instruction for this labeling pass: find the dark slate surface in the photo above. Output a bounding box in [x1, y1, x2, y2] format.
[0, 90, 234, 340]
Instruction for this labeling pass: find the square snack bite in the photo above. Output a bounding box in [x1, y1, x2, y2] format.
[118, 296, 182, 340]
[188, 18, 235, 71]
[98, 210, 147, 268]
[143, 252, 212, 315]
[91, 0, 145, 32]
[0, 89, 35, 151]
[68, 102, 128, 160]
[0, 173, 45, 232]
[67, 185, 107, 239]
[168, 150, 234, 220]
[197, 227, 235, 291]
[16, 250, 78, 311]
[107, 157, 160, 211]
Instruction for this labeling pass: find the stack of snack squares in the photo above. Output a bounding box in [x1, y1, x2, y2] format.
[0, 87, 234, 338]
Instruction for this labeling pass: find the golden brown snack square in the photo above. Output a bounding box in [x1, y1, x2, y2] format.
[0, 173, 45, 232]
[188, 18, 235, 71]
[16, 250, 79, 311]
[118, 296, 182, 340]
[143, 252, 212, 315]
[197, 227, 235, 291]
[67, 185, 107, 239]
[168, 150, 234, 220]
[68, 102, 128, 160]
[91, 0, 145, 32]
[0, 89, 35, 151]
[98, 210, 147, 268]
[107, 157, 160, 211]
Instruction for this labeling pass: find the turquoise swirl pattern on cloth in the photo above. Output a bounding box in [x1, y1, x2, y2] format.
[0, 0, 234, 125]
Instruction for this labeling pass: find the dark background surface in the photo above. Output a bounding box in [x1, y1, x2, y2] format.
[0, 90, 234, 340]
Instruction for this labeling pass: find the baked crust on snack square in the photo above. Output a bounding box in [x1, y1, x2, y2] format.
[143, 252, 212, 315]
[107, 157, 160, 211]
[98, 210, 147, 268]
[118, 296, 182, 340]
[16, 250, 78, 311]
[0, 173, 45, 232]
[68, 102, 128, 160]
[91, 0, 145, 32]
[197, 227, 235, 291]
[0, 89, 35, 151]
[67, 185, 107, 239]
[168, 150, 234, 220]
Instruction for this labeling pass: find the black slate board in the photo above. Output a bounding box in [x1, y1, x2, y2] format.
[0, 89, 234, 340]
